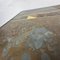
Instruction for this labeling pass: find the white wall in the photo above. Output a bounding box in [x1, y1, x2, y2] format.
[0, 0, 60, 27]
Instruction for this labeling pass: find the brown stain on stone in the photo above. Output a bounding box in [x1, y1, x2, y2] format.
[0, 9, 60, 60]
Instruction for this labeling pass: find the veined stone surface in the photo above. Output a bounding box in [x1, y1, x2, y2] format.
[0, 5, 60, 60]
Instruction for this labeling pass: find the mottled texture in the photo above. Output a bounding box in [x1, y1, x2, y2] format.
[0, 5, 60, 60]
